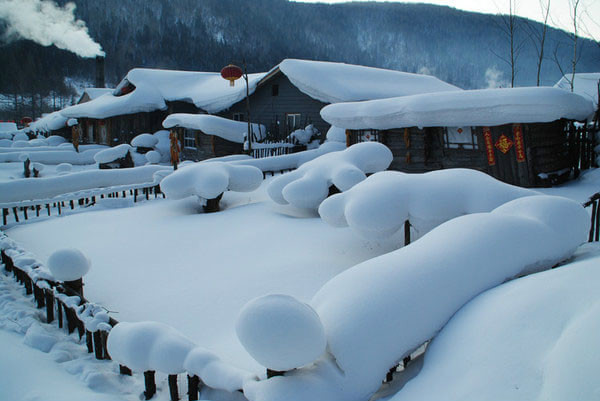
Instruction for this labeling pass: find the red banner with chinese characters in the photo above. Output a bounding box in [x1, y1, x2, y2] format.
[513, 124, 526, 162]
[483, 127, 496, 166]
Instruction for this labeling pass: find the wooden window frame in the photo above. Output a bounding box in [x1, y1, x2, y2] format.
[183, 129, 197, 149]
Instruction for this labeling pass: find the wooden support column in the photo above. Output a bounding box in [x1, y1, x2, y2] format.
[45, 290, 55, 323]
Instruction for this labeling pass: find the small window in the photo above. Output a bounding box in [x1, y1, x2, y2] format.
[233, 112, 245, 122]
[286, 113, 301, 131]
[183, 129, 196, 149]
[272, 84, 279, 96]
[356, 129, 381, 143]
[444, 127, 478, 150]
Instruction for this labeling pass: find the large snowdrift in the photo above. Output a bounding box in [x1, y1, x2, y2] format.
[267, 142, 393, 210]
[320, 87, 595, 130]
[277, 59, 460, 104]
[163, 114, 266, 143]
[244, 195, 589, 401]
[386, 244, 600, 401]
[61, 68, 267, 119]
[319, 169, 536, 239]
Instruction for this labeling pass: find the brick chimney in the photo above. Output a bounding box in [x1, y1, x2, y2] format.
[95, 56, 105, 88]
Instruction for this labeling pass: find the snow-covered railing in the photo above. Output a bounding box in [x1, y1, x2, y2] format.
[250, 137, 300, 159]
[583, 192, 600, 242]
[568, 122, 598, 177]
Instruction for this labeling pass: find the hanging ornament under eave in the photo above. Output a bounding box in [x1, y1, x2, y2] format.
[221, 64, 243, 87]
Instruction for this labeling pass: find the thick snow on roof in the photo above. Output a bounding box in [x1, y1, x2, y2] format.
[61, 68, 266, 119]
[554, 72, 600, 106]
[275, 59, 460, 104]
[321, 87, 595, 130]
[163, 114, 266, 143]
[27, 111, 68, 133]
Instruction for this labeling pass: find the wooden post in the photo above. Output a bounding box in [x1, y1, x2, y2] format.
[187, 375, 200, 401]
[57, 300, 63, 328]
[590, 202, 597, 242]
[266, 369, 285, 378]
[145, 188, 149, 200]
[33, 283, 45, 308]
[24, 275, 33, 294]
[23, 206, 28, 220]
[2, 208, 7, 225]
[65, 307, 77, 334]
[64, 278, 83, 297]
[93, 331, 103, 359]
[596, 200, 600, 242]
[403, 355, 411, 368]
[35, 205, 40, 217]
[70, 200, 75, 210]
[144, 371, 157, 400]
[169, 374, 179, 401]
[86, 330, 94, 353]
[386, 365, 397, 382]
[120, 365, 132, 376]
[12, 207, 19, 223]
[47, 204, 51, 216]
[101, 331, 110, 360]
[134, 189, 138, 202]
[45, 290, 55, 323]
[404, 220, 411, 246]
[122, 190, 126, 198]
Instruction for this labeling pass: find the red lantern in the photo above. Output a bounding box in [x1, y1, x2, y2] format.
[220, 64, 243, 87]
[21, 117, 33, 126]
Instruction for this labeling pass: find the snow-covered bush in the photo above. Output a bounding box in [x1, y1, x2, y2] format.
[47, 135, 67, 146]
[319, 169, 536, 239]
[289, 124, 321, 148]
[29, 138, 48, 147]
[244, 195, 589, 401]
[267, 142, 392, 210]
[47, 249, 91, 282]
[55, 163, 73, 174]
[145, 150, 162, 164]
[131, 133, 159, 149]
[107, 321, 195, 373]
[326, 126, 346, 143]
[236, 294, 326, 371]
[160, 162, 263, 211]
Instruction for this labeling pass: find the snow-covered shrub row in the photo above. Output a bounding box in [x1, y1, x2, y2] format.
[244, 196, 589, 401]
[236, 294, 326, 371]
[386, 247, 600, 401]
[319, 169, 536, 239]
[160, 162, 263, 201]
[47, 249, 91, 282]
[0, 149, 103, 165]
[267, 142, 393, 210]
[107, 321, 258, 391]
[0, 165, 170, 204]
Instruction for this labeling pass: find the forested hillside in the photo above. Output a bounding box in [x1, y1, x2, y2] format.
[1, 0, 598, 120]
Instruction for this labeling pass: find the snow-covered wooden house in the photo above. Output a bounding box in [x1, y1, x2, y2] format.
[60, 68, 263, 147]
[223, 59, 460, 140]
[321, 87, 596, 187]
[77, 88, 114, 104]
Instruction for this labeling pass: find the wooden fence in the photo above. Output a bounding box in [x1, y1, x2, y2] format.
[568, 123, 598, 178]
[250, 138, 303, 159]
[1, 184, 164, 226]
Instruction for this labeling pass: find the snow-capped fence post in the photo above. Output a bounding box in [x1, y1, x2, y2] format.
[583, 192, 600, 242]
[144, 370, 157, 400]
[93, 331, 103, 359]
[12, 207, 19, 223]
[44, 289, 55, 323]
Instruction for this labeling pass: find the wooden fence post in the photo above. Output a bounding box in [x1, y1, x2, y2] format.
[12, 207, 19, 223]
[187, 375, 200, 401]
[169, 374, 179, 401]
[45, 290, 55, 323]
[120, 365, 132, 376]
[404, 220, 411, 246]
[144, 371, 157, 400]
[93, 331, 103, 359]
[86, 330, 94, 353]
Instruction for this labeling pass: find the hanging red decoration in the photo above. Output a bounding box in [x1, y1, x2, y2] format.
[220, 64, 243, 87]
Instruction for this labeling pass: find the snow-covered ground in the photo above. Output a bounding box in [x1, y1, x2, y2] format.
[1, 154, 599, 400]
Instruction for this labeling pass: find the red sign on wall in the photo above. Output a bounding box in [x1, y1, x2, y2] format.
[513, 124, 526, 162]
[483, 127, 496, 166]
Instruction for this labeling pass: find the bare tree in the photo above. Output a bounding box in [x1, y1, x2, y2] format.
[524, 0, 551, 86]
[491, 0, 526, 87]
[569, 0, 581, 91]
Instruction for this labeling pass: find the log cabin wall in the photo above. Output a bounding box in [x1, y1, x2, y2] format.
[177, 128, 244, 161]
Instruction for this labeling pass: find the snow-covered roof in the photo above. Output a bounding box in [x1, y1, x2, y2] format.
[80, 87, 114, 102]
[163, 114, 266, 143]
[61, 68, 267, 119]
[263, 59, 461, 104]
[320, 87, 596, 130]
[554, 73, 600, 107]
[26, 111, 69, 133]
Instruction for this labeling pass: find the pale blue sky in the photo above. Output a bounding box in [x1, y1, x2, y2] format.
[293, 0, 600, 40]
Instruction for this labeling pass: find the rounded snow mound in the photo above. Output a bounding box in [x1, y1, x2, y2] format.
[47, 248, 91, 281]
[29, 138, 48, 147]
[56, 163, 73, 173]
[0, 139, 12, 147]
[326, 126, 347, 143]
[107, 321, 195, 373]
[13, 132, 29, 141]
[94, 144, 132, 164]
[47, 135, 67, 146]
[160, 161, 263, 200]
[236, 294, 326, 371]
[145, 150, 161, 164]
[12, 140, 30, 148]
[267, 141, 392, 210]
[131, 133, 159, 148]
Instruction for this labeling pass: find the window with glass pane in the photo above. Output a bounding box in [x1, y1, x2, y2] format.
[183, 129, 196, 149]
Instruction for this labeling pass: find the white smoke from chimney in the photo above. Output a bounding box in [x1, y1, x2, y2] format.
[0, 0, 104, 58]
